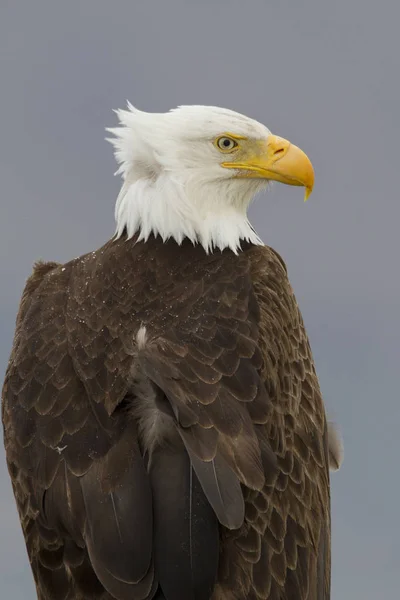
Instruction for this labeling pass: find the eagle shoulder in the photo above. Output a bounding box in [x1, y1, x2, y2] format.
[13, 260, 60, 338]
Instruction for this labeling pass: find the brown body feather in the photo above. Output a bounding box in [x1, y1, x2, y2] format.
[2, 234, 331, 599]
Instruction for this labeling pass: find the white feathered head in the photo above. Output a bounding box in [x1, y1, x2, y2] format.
[107, 104, 314, 253]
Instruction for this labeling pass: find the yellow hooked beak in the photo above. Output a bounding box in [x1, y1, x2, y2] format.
[222, 134, 314, 201]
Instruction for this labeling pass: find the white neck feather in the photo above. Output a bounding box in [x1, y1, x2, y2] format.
[115, 174, 264, 254]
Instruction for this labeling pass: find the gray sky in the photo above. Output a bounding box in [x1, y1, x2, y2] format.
[1, 1, 399, 597]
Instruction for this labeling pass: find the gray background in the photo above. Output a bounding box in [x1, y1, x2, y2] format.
[1, 1, 399, 597]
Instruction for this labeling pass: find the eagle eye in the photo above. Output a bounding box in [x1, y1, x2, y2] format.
[215, 136, 239, 153]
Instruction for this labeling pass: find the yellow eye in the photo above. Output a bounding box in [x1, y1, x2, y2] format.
[215, 136, 239, 153]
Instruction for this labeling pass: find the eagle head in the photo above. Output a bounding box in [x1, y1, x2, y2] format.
[107, 104, 314, 253]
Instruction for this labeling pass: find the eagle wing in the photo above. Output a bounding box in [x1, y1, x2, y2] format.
[2, 258, 156, 600]
[2, 239, 331, 600]
[132, 244, 331, 600]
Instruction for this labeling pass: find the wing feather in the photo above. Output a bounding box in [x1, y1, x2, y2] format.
[80, 425, 153, 588]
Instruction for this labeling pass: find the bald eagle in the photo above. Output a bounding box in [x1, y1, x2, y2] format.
[2, 105, 342, 600]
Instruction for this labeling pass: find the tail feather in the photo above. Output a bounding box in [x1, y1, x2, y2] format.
[150, 443, 219, 600]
